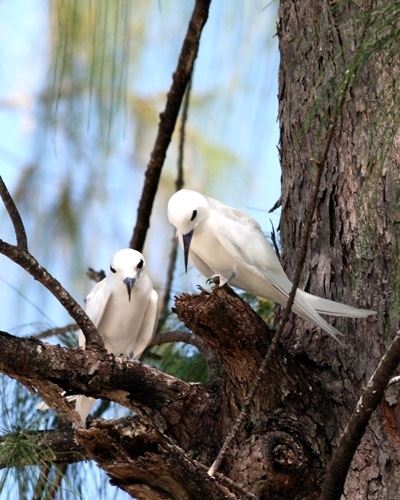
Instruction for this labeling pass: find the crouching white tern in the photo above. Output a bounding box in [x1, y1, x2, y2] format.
[167, 189, 375, 343]
[38, 248, 158, 426]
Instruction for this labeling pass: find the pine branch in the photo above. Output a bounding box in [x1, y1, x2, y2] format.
[44, 463, 68, 500]
[33, 463, 51, 500]
[0, 428, 83, 469]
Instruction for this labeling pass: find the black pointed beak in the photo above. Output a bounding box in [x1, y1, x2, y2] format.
[182, 230, 193, 273]
[123, 277, 136, 301]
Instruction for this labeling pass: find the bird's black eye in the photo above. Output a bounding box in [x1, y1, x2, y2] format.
[190, 210, 197, 221]
[137, 259, 144, 269]
[110, 265, 116, 273]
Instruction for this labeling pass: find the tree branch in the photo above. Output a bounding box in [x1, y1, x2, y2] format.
[0, 176, 28, 250]
[320, 329, 400, 500]
[0, 241, 103, 350]
[1, 418, 257, 500]
[174, 285, 316, 495]
[159, 74, 193, 319]
[207, 121, 337, 477]
[76, 417, 245, 500]
[130, 0, 211, 251]
[0, 428, 83, 469]
[150, 329, 220, 383]
[0, 328, 210, 439]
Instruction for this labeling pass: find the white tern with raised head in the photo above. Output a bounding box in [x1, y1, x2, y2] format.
[167, 189, 375, 342]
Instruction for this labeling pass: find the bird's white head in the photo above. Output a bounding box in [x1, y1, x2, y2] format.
[167, 189, 209, 272]
[109, 248, 147, 301]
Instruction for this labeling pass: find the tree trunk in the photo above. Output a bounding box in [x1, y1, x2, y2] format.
[278, 0, 400, 498]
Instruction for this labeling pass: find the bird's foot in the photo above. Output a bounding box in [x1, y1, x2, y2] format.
[207, 267, 237, 288]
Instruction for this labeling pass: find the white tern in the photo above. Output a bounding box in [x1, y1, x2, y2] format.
[167, 189, 376, 342]
[38, 249, 159, 426]
[75, 248, 159, 425]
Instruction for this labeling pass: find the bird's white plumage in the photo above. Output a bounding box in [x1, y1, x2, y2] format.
[167, 189, 376, 342]
[74, 248, 158, 426]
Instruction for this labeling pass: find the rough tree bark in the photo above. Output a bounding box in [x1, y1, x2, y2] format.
[278, 0, 400, 498]
[2, 1, 400, 499]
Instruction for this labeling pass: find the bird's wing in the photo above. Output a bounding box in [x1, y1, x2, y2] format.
[133, 289, 159, 359]
[209, 201, 293, 297]
[84, 278, 110, 327]
[78, 279, 109, 348]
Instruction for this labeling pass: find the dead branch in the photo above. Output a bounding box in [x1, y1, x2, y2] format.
[130, 0, 212, 251]
[0, 240, 103, 351]
[0, 176, 28, 250]
[320, 329, 400, 500]
[77, 417, 239, 500]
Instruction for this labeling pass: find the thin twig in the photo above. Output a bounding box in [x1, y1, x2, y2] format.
[186, 452, 258, 499]
[33, 463, 51, 500]
[45, 463, 68, 500]
[270, 219, 281, 260]
[0, 176, 28, 250]
[34, 323, 79, 340]
[130, 0, 211, 252]
[86, 266, 106, 283]
[208, 121, 337, 477]
[214, 471, 258, 500]
[160, 74, 193, 318]
[387, 375, 400, 387]
[177, 72, 192, 190]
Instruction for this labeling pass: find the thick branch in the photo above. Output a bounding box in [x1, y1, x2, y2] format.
[0, 330, 194, 406]
[0, 287, 322, 497]
[130, 0, 212, 251]
[77, 417, 238, 500]
[0, 329, 211, 449]
[321, 329, 400, 500]
[175, 286, 320, 495]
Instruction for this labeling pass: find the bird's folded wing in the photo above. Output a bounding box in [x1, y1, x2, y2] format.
[84, 279, 110, 329]
[133, 289, 159, 359]
[210, 203, 293, 296]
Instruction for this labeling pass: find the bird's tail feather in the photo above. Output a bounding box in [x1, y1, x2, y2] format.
[288, 289, 376, 344]
[75, 395, 96, 427]
[291, 293, 345, 344]
[298, 290, 376, 318]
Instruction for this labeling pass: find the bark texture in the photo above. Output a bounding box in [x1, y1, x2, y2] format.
[0, 285, 336, 499]
[278, 0, 400, 498]
[2, 2, 400, 499]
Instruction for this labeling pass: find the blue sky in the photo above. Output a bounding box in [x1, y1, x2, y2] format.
[0, 0, 280, 333]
